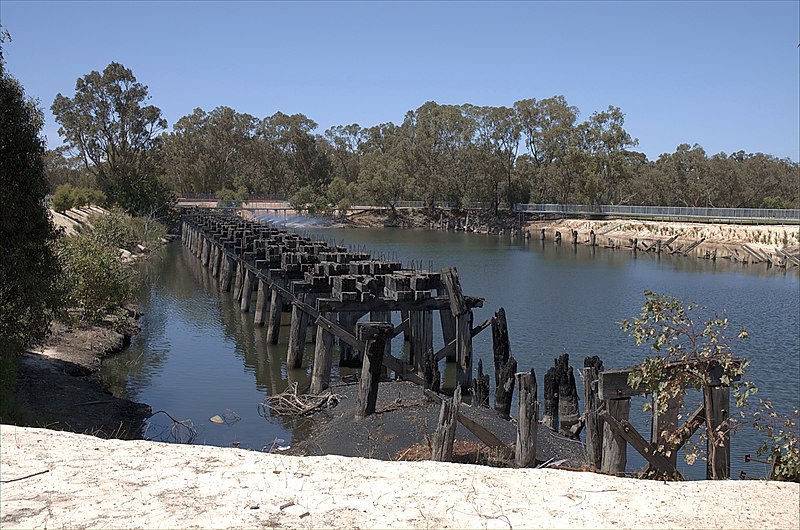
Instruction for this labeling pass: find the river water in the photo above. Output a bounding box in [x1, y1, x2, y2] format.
[100, 225, 799, 479]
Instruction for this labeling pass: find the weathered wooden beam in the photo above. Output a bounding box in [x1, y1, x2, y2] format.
[493, 308, 516, 418]
[310, 313, 335, 394]
[430, 385, 461, 462]
[599, 360, 741, 401]
[441, 267, 468, 315]
[424, 389, 512, 456]
[515, 369, 538, 468]
[600, 409, 680, 479]
[705, 385, 730, 479]
[315, 296, 484, 314]
[583, 356, 604, 469]
[355, 323, 394, 420]
[434, 318, 492, 362]
[600, 398, 631, 474]
[286, 294, 311, 369]
[472, 359, 489, 407]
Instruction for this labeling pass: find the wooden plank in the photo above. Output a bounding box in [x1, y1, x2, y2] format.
[600, 409, 679, 479]
[583, 364, 603, 469]
[314, 314, 366, 352]
[355, 323, 394, 420]
[600, 398, 630, 474]
[316, 295, 484, 314]
[441, 267, 468, 315]
[599, 360, 741, 400]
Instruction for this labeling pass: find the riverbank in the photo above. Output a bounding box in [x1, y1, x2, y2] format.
[12, 317, 151, 439]
[1, 425, 797, 529]
[525, 218, 800, 264]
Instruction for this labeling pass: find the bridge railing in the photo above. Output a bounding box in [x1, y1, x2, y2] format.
[512, 203, 800, 222]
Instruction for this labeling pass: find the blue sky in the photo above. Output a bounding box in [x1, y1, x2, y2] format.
[2, 1, 799, 161]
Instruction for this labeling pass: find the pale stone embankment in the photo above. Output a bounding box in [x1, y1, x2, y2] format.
[1, 426, 797, 529]
[526, 218, 800, 262]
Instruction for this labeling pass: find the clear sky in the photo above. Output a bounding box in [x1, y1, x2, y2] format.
[2, 1, 798, 161]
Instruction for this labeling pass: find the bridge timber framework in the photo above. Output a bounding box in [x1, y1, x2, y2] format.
[180, 210, 488, 397]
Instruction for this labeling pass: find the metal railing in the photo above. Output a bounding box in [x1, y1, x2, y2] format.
[512, 204, 800, 222]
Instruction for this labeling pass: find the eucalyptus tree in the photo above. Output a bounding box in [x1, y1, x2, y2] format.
[257, 112, 332, 195]
[324, 124, 365, 184]
[579, 106, 638, 204]
[51, 62, 170, 214]
[467, 105, 522, 210]
[357, 122, 409, 214]
[514, 96, 581, 205]
[161, 106, 260, 195]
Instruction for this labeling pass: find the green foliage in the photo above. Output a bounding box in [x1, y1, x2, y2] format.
[52, 62, 173, 216]
[58, 235, 135, 323]
[52, 184, 106, 211]
[0, 53, 65, 355]
[87, 208, 167, 251]
[621, 291, 756, 472]
[752, 403, 799, 482]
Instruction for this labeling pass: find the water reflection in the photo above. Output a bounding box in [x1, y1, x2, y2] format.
[101, 227, 799, 480]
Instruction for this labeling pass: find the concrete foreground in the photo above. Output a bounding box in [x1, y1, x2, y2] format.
[1, 425, 798, 529]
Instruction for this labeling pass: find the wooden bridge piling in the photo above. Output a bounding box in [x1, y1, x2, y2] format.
[515, 369, 538, 468]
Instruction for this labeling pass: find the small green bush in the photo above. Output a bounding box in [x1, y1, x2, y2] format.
[59, 235, 136, 323]
[89, 208, 137, 249]
[52, 184, 75, 212]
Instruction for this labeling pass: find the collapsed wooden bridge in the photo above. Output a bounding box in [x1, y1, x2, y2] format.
[181, 210, 487, 396]
[181, 210, 737, 479]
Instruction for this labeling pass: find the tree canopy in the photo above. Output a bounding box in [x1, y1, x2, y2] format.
[47, 62, 800, 214]
[0, 48, 64, 354]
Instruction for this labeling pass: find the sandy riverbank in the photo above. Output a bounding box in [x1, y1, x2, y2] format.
[526, 218, 800, 261]
[1, 425, 797, 529]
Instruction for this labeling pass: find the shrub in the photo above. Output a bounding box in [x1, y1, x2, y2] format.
[52, 183, 75, 212]
[59, 235, 136, 323]
[89, 208, 136, 249]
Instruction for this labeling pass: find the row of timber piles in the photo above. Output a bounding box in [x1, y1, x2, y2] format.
[180, 210, 485, 398]
[182, 210, 735, 478]
[534, 227, 799, 269]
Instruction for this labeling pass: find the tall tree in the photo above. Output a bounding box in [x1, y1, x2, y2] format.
[0, 48, 64, 355]
[51, 62, 170, 214]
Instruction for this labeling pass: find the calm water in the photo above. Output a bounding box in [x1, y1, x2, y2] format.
[101, 226, 800, 479]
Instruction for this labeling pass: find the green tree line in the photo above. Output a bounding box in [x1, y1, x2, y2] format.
[47, 63, 800, 215]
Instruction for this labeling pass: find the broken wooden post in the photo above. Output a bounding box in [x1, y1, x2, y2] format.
[542, 367, 558, 431]
[286, 295, 310, 369]
[540, 228, 546, 240]
[436, 286, 457, 361]
[589, 230, 597, 247]
[472, 358, 490, 407]
[212, 244, 223, 278]
[492, 308, 516, 417]
[515, 369, 538, 468]
[583, 356, 604, 469]
[310, 313, 336, 394]
[355, 322, 394, 420]
[431, 385, 462, 462]
[556, 354, 580, 437]
[571, 229, 578, 246]
[266, 286, 284, 344]
[555, 231, 562, 243]
[705, 385, 731, 479]
[601, 397, 631, 474]
[233, 260, 244, 300]
[442, 267, 473, 390]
